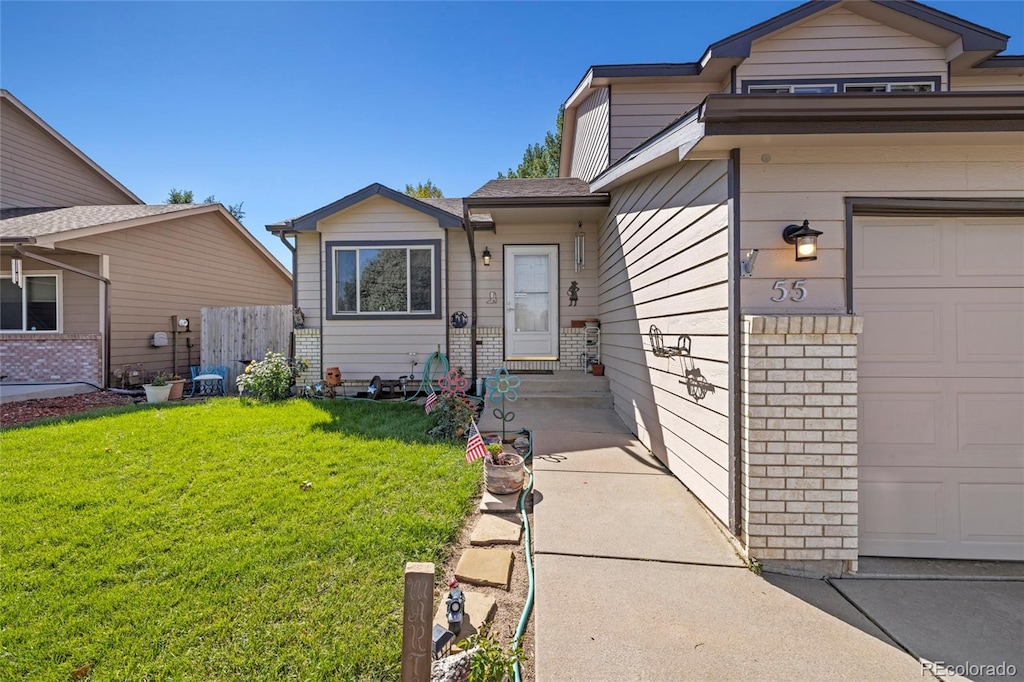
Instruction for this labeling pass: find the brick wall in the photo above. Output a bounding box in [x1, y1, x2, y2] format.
[449, 327, 588, 376]
[0, 333, 103, 385]
[740, 315, 863, 577]
[293, 328, 321, 387]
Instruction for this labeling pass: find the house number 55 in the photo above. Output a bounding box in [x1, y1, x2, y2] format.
[771, 279, 808, 302]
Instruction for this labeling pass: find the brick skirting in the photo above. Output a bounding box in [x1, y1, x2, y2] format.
[0, 333, 103, 385]
[449, 327, 588, 376]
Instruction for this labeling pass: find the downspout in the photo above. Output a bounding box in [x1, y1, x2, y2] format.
[278, 231, 297, 308]
[14, 243, 112, 388]
[728, 149, 743, 537]
[444, 229, 450, 363]
[279, 231, 298, 360]
[462, 203, 478, 386]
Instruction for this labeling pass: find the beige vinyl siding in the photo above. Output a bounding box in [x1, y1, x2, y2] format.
[0, 99, 136, 209]
[598, 160, 731, 522]
[448, 220, 599, 329]
[60, 212, 291, 374]
[609, 83, 715, 165]
[736, 7, 947, 89]
[739, 143, 1024, 314]
[950, 74, 1024, 92]
[570, 88, 610, 182]
[315, 196, 447, 380]
[295, 232, 320, 327]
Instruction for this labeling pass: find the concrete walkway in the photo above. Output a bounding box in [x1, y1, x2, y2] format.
[478, 404, 934, 681]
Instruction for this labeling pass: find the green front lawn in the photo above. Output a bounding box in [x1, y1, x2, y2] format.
[0, 399, 480, 680]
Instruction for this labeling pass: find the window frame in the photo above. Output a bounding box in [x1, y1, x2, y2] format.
[324, 239, 442, 321]
[0, 271, 63, 333]
[843, 82, 936, 93]
[743, 75, 942, 94]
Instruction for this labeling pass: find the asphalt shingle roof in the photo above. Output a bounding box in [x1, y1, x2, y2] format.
[468, 178, 600, 200]
[0, 204, 203, 239]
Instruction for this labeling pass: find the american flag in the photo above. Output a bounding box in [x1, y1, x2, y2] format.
[465, 419, 487, 464]
[424, 391, 439, 414]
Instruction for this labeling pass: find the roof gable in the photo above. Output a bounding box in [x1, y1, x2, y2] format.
[285, 183, 463, 231]
[0, 90, 143, 206]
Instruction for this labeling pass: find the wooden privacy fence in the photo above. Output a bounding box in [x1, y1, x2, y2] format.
[200, 305, 292, 393]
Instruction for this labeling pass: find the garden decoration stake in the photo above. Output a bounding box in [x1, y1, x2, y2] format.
[485, 368, 520, 442]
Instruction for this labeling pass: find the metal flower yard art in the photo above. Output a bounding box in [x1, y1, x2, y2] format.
[438, 369, 470, 398]
[485, 368, 520, 441]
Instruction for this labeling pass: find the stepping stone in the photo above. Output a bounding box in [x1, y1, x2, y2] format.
[479, 491, 520, 513]
[455, 548, 514, 589]
[471, 514, 522, 546]
[432, 589, 497, 647]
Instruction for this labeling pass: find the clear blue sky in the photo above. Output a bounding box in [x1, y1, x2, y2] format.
[2, 1, 1021, 268]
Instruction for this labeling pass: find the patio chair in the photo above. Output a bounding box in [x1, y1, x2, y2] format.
[189, 365, 228, 397]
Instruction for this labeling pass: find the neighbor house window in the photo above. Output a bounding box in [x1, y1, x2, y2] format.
[327, 241, 439, 318]
[0, 274, 59, 332]
[844, 82, 935, 93]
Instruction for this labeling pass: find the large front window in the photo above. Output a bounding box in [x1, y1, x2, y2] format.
[1, 274, 59, 332]
[327, 241, 439, 318]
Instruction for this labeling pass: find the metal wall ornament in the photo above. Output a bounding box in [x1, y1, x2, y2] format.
[567, 281, 580, 307]
[648, 325, 715, 403]
[450, 310, 468, 328]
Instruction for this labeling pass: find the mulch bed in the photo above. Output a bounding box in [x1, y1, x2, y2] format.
[0, 391, 138, 428]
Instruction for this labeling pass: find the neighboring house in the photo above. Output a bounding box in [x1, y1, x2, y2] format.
[272, 0, 1023, 574]
[0, 90, 292, 387]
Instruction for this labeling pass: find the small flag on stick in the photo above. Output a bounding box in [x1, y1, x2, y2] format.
[465, 419, 487, 464]
[424, 391, 439, 414]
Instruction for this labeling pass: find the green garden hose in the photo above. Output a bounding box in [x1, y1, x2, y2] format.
[513, 429, 535, 682]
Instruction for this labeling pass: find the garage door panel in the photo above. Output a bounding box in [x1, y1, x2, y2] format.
[855, 215, 1024, 561]
[957, 302, 1024, 365]
[960, 482, 1024, 556]
[860, 378, 1023, 469]
[956, 219, 1024, 279]
[958, 393, 1024, 457]
[858, 288, 1024, 378]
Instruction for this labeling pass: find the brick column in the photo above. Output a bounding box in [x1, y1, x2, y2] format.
[740, 315, 863, 577]
[293, 328, 321, 386]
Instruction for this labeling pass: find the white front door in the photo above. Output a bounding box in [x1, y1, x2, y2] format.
[505, 245, 559, 360]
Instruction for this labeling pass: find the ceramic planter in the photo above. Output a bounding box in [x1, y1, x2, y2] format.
[484, 453, 525, 495]
[167, 379, 186, 400]
[143, 383, 172, 403]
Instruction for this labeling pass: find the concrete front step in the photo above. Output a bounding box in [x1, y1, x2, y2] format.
[518, 393, 613, 409]
[513, 372, 610, 395]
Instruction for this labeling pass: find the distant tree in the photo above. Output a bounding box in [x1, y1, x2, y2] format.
[166, 188, 245, 222]
[498, 106, 563, 179]
[404, 180, 444, 198]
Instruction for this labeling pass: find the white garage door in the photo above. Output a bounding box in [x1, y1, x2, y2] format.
[854, 216, 1024, 561]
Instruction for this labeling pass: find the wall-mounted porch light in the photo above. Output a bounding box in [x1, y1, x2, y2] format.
[482, 246, 492, 267]
[782, 220, 822, 262]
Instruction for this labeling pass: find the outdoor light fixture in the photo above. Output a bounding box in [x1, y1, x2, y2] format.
[482, 246, 492, 267]
[782, 220, 823, 262]
[445, 578, 465, 634]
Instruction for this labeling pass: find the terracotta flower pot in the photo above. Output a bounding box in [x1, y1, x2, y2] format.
[484, 453, 525, 495]
[590, 363, 605, 376]
[167, 379, 186, 400]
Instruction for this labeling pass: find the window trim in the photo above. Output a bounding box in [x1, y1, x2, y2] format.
[743, 75, 942, 94]
[0, 270, 63, 333]
[749, 84, 837, 94]
[324, 239, 442, 321]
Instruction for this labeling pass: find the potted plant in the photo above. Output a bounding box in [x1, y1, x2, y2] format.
[483, 442, 525, 495]
[143, 374, 173, 404]
[166, 374, 186, 400]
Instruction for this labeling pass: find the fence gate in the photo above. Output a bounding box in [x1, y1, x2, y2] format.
[200, 305, 292, 393]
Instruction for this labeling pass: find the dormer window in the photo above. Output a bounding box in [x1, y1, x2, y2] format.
[844, 82, 935, 93]
[745, 77, 940, 94]
[748, 84, 837, 94]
